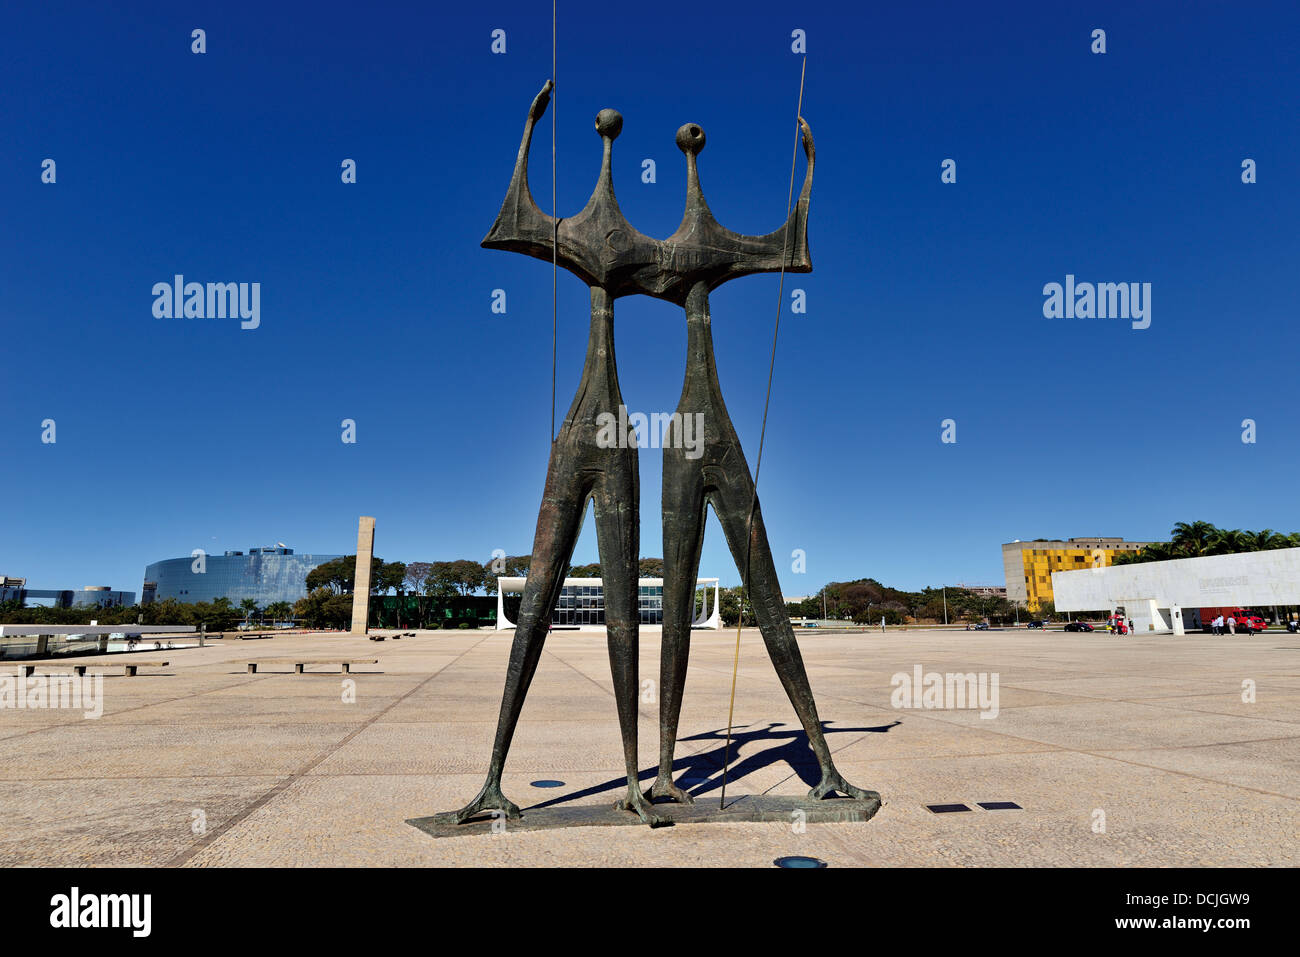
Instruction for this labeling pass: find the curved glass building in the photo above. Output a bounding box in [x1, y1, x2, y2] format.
[143, 547, 342, 606]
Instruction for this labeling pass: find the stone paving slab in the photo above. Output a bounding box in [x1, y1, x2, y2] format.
[0, 628, 1295, 866]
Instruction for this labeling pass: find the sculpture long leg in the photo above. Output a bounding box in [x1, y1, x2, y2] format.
[709, 464, 878, 804]
[454, 435, 591, 824]
[592, 469, 667, 826]
[652, 281, 878, 805]
[649, 446, 707, 804]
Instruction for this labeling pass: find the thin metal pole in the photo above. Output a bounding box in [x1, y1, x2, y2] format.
[720, 56, 807, 810]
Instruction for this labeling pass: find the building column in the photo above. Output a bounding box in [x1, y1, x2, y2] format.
[350, 516, 376, 636]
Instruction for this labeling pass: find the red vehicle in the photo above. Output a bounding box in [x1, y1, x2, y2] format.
[1199, 607, 1267, 634]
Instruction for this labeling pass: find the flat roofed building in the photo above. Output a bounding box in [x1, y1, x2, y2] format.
[1002, 538, 1155, 611]
[955, 583, 1008, 598]
[496, 576, 721, 630]
[1052, 547, 1300, 634]
[0, 581, 135, 608]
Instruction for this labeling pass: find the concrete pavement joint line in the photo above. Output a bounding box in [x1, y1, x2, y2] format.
[865, 705, 1300, 802]
[1084, 733, 1300, 754]
[1072, 748, 1300, 803]
[542, 648, 659, 724]
[165, 635, 493, 867]
[0, 773, 290, 782]
[0, 673, 288, 744]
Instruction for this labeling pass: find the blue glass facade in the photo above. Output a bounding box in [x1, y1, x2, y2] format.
[144, 548, 342, 606]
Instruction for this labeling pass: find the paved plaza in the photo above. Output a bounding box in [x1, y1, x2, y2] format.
[0, 628, 1296, 867]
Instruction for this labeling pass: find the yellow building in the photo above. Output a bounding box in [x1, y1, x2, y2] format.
[1002, 538, 1153, 611]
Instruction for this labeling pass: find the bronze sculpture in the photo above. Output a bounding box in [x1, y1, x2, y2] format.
[454, 81, 879, 829]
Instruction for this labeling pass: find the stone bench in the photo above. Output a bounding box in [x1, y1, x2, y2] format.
[14, 660, 169, 678]
[246, 658, 378, 674]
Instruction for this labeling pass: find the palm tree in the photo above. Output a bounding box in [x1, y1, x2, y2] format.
[239, 598, 258, 624]
[264, 601, 292, 625]
[1170, 520, 1216, 557]
[1250, 529, 1288, 550]
[1207, 528, 1249, 555]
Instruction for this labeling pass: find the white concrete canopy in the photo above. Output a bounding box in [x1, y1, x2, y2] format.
[1052, 547, 1300, 633]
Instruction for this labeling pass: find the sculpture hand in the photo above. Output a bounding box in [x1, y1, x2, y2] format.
[798, 116, 815, 164]
[529, 79, 554, 124]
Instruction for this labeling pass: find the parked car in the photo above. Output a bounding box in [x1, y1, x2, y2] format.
[1064, 621, 1095, 632]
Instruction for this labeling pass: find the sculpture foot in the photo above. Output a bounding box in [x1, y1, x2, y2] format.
[454, 781, 522, 824]
[808, 770, 881, 806]
[647, 775, 695, 805]
[616, 787, 673, 827]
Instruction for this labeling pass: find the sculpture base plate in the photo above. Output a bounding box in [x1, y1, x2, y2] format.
[407, 793, 881, 838]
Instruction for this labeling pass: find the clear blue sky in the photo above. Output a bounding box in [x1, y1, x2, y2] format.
[2, 0, 1297, 597]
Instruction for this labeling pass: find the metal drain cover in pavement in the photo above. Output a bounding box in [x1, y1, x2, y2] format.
[530, 780, 566, 788]
[926, 803, 972, 813]
[774, 856, 827, 869]
[977, 801, 1022, 810]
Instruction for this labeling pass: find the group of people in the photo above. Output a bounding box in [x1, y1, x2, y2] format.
[1106, 618, 1135, 635]
[1210, 615, 1238, 636]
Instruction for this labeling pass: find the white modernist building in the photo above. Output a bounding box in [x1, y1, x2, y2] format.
[1052, 547, 1300, 634]
[495, 576, 721, 630]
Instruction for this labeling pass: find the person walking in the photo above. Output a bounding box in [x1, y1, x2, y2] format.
[1212, 614, 1223, 636]
[1227, 614, 1236, 636]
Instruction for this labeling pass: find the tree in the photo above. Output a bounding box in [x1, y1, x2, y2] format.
[718, 586, 750, 627]
[293, 587, 353, 629]
[425, 560, 485, 598]
[405, 563, 433, 625]
[264, 601, 292, 623]
[239, 598, 258, 624]
[373, 561, 408, 595]
[638, 558, 664, 578]
[404, 562, 433, 594]
[1171, 520, 1215, 557]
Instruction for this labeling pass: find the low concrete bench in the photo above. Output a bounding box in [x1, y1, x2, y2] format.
[14, 660, 169, 678]
[246, 658, 378, 674]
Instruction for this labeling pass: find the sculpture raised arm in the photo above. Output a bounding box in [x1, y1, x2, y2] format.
[663, 115, 815, 288]
[481, 80, 560, 261]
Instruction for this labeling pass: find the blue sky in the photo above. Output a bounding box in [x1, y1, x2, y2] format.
[2, 0, 1297, 597]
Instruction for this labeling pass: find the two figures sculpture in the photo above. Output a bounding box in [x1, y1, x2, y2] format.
[455, 82, 879, 827]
